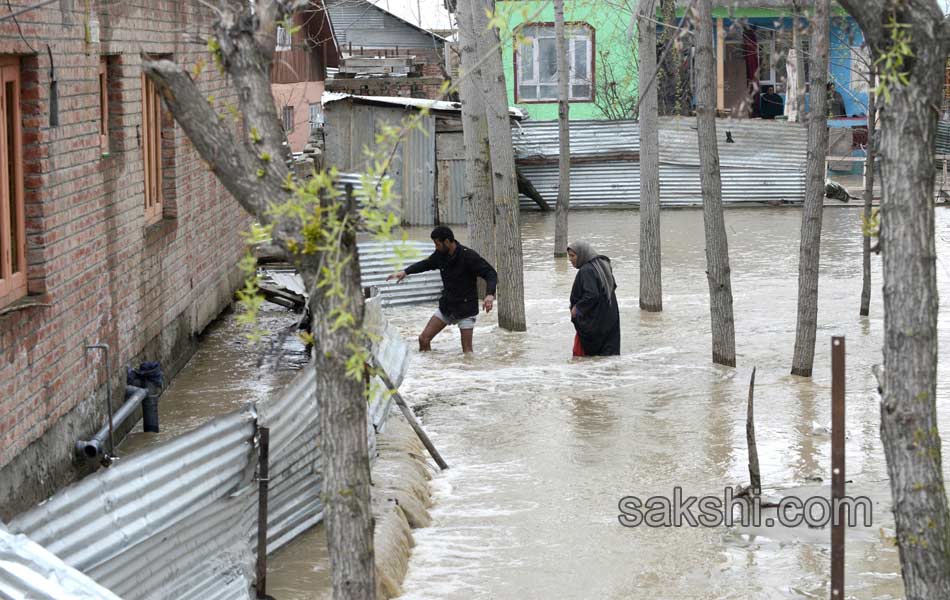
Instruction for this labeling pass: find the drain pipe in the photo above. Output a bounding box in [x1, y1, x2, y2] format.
[75, 385, 148, 460]
[84, 344, 113, 457]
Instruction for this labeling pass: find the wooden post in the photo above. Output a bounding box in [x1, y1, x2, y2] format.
[747, 367, 760, 494]
[376, 369, 449, 470]
[831, 337, 845, 599]
[716, 18, 725, 112]
[256, 426, 270, 600]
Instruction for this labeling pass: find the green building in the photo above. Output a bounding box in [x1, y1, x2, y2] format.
[496, 0, 638, 121]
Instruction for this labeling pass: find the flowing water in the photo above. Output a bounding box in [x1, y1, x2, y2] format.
[129, 207, 950, 599]
[273, 207, 950, 600]
[117, 304, 308, 455]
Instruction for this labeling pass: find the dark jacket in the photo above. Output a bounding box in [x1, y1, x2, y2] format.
[570, 258, 620, 356]
[405, 244, 497, 319]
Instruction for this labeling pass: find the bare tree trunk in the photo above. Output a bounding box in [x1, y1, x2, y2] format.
[638, 0, 662, 312]
[694, 0, 735, 367]
[470, 0, 527, 331]
[553, 0, 571, 257]
[307, 203, 375, 600]
[790, 0, 829, 378]
[143, 3, 376, 598]
[457, 0, 495, 264]
[838, 2, 950, 598]
[860, 68, 876, 317]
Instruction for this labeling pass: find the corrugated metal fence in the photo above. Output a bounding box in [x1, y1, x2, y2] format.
[0, 524, 124, 600]
[359, 240, 442, 306]
[514, 117, 807, 208]
[6, 296, 409, 600]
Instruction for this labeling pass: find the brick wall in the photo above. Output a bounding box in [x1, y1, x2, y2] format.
[0, 1, 250, 517]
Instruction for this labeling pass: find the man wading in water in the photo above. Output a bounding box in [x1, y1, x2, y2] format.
[388, 226, 497, 353]
[568, 241, 620, 356]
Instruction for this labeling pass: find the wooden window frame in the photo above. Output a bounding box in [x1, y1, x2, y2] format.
[513, 22, 596, 104]
[0, 56, 25, 307]
[142, 71, 163, 225]
[98, 57, 108, 155]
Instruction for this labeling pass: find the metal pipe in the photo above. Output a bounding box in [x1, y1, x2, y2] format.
[84, 344, 113, 456]
[75, 386, 148, 460]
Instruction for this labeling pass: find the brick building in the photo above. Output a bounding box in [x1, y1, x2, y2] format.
[0, 1, 249, 518]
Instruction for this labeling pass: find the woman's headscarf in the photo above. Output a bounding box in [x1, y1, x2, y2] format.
[567, 240, 616, 303]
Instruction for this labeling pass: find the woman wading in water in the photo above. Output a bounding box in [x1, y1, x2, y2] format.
[567, 241, 620, 356]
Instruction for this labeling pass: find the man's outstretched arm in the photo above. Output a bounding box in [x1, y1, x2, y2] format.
[388, 252, 438, 282]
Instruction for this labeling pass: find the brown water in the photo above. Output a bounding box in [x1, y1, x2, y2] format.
[117, 304, 308, 456]
[381, 207, 950, 600]
[132, 207, 950, 599]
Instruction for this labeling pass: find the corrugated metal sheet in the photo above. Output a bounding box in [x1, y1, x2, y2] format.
[514, 117, 806, 209]
[259, 241, 442, 307]
[326, 0, 445, 48]
[938, 120, 950, 155]
[0, 526, 124, 600]
[401, 114, 436, 225]
[437, 159, 468, 224]
[324, 100, 437, 225]
[8, 410, 257, 600]
[657, 117, 808, 170]
[518, 162, 804, 209]
[6, 295, 413, 600]
[512, 119, 641, 159]
[358, 240, 442, 306]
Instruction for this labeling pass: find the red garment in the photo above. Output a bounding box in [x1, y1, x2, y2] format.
[572, 333, 586, 357]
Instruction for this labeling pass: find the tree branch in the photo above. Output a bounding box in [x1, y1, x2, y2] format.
[143, 58, 265, 216]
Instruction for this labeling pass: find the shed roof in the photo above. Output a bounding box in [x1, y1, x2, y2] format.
[322, 92, 528, 119]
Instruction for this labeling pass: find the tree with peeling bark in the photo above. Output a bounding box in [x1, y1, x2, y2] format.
[835, 1, 950, 597]
[553, 0, 571, 258]
[693, 0, 735, 367]
[143, 2, 376, 597]
[456, 0, 496, 266]
[470, 0, 527, 332]
[790, 0, 830, 378]
[638, 0, 662, 312]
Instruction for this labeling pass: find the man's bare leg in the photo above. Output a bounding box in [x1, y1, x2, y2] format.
[460, 328, 474, 353]
[419, 316, 448, 351]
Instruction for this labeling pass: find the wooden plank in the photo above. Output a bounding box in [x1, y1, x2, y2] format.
[436, 131, 465, 160]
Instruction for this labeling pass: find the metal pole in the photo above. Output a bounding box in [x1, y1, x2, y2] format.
[256, 426, 270, 600]
[85, 344, 114, 456]
[831, 336, 846, 599]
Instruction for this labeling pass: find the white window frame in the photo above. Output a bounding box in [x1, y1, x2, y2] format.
[276, 26, 292, 52]
[756, 29, 777, 87]
[516, 23, 594, 102]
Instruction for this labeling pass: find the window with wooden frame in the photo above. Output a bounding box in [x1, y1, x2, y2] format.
[98, 57, 108, 154]
[515, 23, 594, 103]
[142, 71, 163, 224]
[0, 56, 25, 307]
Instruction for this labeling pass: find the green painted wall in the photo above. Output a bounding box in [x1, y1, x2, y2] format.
[497, 1, 638, 121]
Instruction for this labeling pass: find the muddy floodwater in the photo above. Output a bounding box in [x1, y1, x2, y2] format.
[117, 304, 308, 455]
[270, 207, 950, 600]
